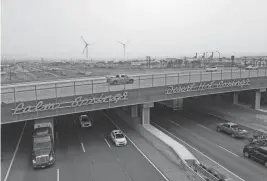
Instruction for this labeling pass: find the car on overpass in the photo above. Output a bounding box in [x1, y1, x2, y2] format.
[106, 74, 134, 85]
[205, 66, 217, 72]
[110, 130, 127, 146]
[216, 122, 249, 138]
[243, 145, 267, 168]
[245, 65, 258, 70]
[79, 115, 93, 128]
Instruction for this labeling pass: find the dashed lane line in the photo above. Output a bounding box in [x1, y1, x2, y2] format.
[80, 142, 86, 152]
[103, 113, 170, 181]
[104, 138, 111, 148]
[57, 169, 60, 181]
[218, 146, 239, 157]
[152, 121, 245, 181]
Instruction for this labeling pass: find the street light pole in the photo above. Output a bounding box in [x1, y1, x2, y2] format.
[216, 51, 220, 61]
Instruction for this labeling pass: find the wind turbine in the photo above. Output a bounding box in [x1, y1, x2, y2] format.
[117, 40, 131, 61]
[81, 36, 94, 60]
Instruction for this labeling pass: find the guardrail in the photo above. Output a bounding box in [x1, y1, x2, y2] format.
[193, 162, 223, 181]
[1, 68, 267, 104]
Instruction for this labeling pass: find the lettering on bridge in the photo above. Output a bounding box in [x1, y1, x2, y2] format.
[12, 92, 128, 115]
[165, 79, 250, 95]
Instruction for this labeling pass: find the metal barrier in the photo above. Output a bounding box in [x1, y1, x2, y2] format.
[1, 68, 267, 104]
[180, 159, 207, 181]
[193, 162, 222, 181]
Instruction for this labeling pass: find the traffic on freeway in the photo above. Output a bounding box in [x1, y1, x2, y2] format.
[2, 68, 266, 104]
[151, 105, 267, 181]
[1, 111, 168, 181]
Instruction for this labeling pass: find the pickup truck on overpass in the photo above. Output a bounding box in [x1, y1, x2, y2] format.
[106, 74, 134, 85]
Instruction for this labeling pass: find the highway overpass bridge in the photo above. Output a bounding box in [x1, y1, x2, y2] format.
[1, 69, 267, 124]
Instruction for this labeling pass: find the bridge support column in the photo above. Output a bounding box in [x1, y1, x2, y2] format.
[130, 105, 138, 118]
[252, 89, 262, 109]
[233, 92, 239, 104]
[173, 98, 183, 110]
[141, 102, 154, 125]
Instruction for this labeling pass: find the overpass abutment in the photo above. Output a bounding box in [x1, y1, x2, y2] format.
[173, 98, 184, 110]
[252, 89, 262, 109]
[130, 105, 138, 118]
[141, 103, 154, 125]
[233, 92, 239, 105]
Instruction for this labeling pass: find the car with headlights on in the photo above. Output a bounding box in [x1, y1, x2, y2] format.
[79, 115, 92, 128]
[110, 130, 127, 146]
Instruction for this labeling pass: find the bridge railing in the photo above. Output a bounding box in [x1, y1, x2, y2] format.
[1, 68, 267, 104]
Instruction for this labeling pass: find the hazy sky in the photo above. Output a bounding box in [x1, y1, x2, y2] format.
[2, 0, 267, 60]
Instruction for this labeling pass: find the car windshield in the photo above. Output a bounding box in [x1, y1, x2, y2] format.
[231, 125, 238, 129]
[81, 116, 89, 122]
[115, 133, 124, 138]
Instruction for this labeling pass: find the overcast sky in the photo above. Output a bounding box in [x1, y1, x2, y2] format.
[2, 0, 267, 60]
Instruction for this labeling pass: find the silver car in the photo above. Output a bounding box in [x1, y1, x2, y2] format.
[79, 115, 92, 128]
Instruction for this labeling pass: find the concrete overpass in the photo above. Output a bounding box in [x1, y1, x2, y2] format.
[1, 69, 267, 124]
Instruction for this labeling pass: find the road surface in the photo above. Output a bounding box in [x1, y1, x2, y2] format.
[2, 111, 167, 181]
[151, 105, 267, 181]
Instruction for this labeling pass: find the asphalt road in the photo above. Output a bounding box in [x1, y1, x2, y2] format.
[151, 105, 267, 181]
[1, 122, 26, 181]
[2, 111, 167, 181]
[1, 69, 266, 104]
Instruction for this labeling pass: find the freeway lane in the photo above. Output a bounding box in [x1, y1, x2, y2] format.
[1, 69, 266, 104]
[151, 106, 267, 181]
[1, 122, 26, 181]
[56, 111, 168, 181]
[3, 120, 57, 181]
[4, 111, 167, 181]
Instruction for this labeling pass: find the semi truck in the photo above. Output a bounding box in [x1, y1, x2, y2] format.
[32, 118, 55, 169]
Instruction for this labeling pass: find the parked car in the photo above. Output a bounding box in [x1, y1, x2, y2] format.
[245, 65, 258, 70]
[216, 122, 248, 138]
[110, 130, 127, 146]
[106, 74, 134, 85]
[243, 145, 267, 168]
[205, 66, 218, 72]
[79, 115, 92, 128]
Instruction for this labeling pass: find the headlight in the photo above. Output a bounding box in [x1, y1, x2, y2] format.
[33, 159, 36, 164]
[49, 155, 53, 161]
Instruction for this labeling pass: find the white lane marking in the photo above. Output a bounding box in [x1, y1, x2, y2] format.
[103, 113, 169, 181]
[80, 142, 86, 152]
[104, 138, 111, 148]
[196, 124, 213, 132]
[152, 122, 245, 181]
[168, 120, 240, 158]
[168, 120, 180, 126]
[218, 146, 239, 157]
[57, 168, 59, 181]
[4, 121, 27, 181]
